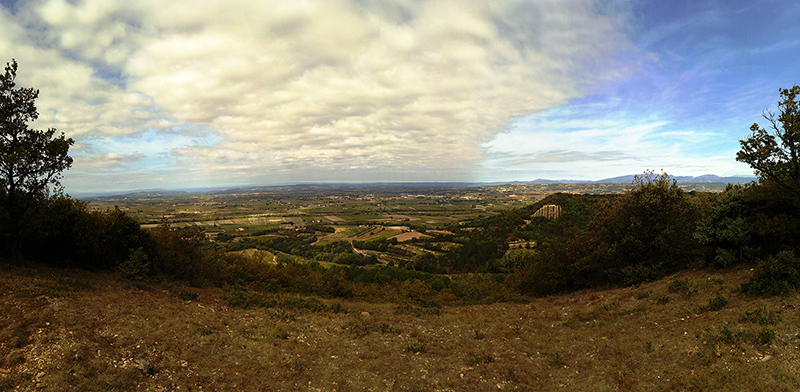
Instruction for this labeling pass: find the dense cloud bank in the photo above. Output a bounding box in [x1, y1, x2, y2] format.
[1, 0, 632, 190]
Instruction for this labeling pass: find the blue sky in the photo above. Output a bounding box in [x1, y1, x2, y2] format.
[1, 0, 798, 193]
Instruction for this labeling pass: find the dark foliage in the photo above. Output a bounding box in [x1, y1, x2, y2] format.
[0, 60, 74, 262]
[352, 237, 398, 252]
[593, 171, 702, 285]
[741, 251, 800, 296]
[18, 197, 154, 270]
[737, 85, 800, 194]
[303, 223, 336, 234]
[694, 182, 800, 269]
[150, 220, 207, 282]
[509, 194, 612, 295]
[332, 252, 378, 266]
[437, 233, 504, 273]
[695, 184, 762, 268]
[340, 265, 450, 291]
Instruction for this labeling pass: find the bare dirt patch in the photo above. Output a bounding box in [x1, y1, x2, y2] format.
[391, 231, 431, 242]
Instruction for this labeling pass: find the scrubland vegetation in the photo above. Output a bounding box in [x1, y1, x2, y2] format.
[3, 57, 800, 390]
[5, 257, 800, 391]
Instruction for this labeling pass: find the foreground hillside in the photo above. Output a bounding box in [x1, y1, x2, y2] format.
[2, 263, 800, 391]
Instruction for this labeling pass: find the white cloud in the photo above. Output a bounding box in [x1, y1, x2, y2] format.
[478, 97, 753, 182]
[2, 0, 635, 191]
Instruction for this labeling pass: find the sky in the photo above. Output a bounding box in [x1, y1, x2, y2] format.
[0, 0, 798, 194]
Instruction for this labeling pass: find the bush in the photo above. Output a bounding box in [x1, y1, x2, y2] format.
[594, 171, 702, 285]
[741, 250, 800, 296]
[116, 247, 151, 280]
[19, 199, 154, 270]
[498, 249, 537, 273]
[694, 185, 762, 269]
[755, 328, 777, 345]
[514, 229, 596, 296]
[667, 278, 697, 297]
[407, 342, 427, 354]
[178, 289, 199, 301]
[705, 295, 728, 312]
[150, 220, 207, 282]
[223, 289, 277, 309]
[450, 274, 507, 303]
[740, 307, 781, 325]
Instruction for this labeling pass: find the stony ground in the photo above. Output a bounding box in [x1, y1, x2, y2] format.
[2, 263, 800, 391]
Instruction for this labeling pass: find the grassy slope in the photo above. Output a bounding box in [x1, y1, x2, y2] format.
[2, 263, 800, 391]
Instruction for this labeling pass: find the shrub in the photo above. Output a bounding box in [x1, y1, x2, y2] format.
[513, 229, 595, 296]
[705, 295, 728, 312]
[450, 274, 506, 303]
[116, 247, 151, 280]
[498, 249, 537, 273]
[394, 303, 440, 316]
[755, 328, 777, 345]
[694, 185, 762, 269]
[407, 342, 427, 354]
[715, 325, 747, 345]
[223, 290, 277, 309]
[467, 354, 494, 366]
[741, 250, 800, 296]
[178, 289, 199, 301]
[150, 220, 207, 282]
[20, 199, 154, 270]
[667, 278, 697, 296]
[595, 171, 702, 285]
[740, 307, 781, 325]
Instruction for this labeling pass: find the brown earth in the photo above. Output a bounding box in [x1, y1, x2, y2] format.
[2, 263, 800, 391]
[391, 232, 431, 243]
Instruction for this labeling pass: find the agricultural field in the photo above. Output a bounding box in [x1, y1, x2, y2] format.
[85, 182, 731, 227]
[86, 184, 500, 227]
[83, 182, 733, 271]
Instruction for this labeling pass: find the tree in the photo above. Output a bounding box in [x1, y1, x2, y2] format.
[694, 184, 762, 268]
[737, 85, 800, 194]
[594, 170, 701, 285]
[0, 59, 74, 262]
[151, 219, 207, 281]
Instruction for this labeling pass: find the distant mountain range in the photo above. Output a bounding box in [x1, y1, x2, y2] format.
[519, 174, 756, 185]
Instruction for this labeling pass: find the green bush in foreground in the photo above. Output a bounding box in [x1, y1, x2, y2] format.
[115, 247, 151, 280]
[741, 250, 800, 296]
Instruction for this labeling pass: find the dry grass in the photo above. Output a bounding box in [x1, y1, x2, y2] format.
[2, 263, 800, 391]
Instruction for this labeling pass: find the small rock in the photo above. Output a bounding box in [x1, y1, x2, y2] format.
[360, 311, 370, 317]
[134, 358, 154, 375]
